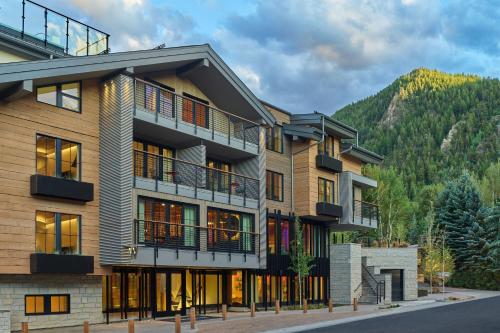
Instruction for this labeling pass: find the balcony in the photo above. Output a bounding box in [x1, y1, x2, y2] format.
[30, 174, 94, 202]
[133, 150, 259, 209]
[353, 200, 378, 228]
[135, 219, 259, 255]
[30, 253, 94, 274]
[133, 79, 260, 155]
[316, 154, 343, 173]
[316, 202, 343, 218]
[0, 0, 109, 56]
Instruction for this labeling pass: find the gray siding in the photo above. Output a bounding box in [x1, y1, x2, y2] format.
[258, 126, 267, 268]
[99, 74, 134, 265]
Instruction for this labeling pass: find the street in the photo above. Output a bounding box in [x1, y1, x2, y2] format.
[305, 296, 500, 333]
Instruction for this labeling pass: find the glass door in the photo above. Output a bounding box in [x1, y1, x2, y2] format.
[155, 273, 168, 316]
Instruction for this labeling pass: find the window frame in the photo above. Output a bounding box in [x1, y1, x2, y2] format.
[36, 134, 81, 181]
[266, 170, 284, 202]
[35, 211, 82, 255]
[25, 294, 70, 316]
[36, 81, 82, 113]
[266, 125, 283, 153]
[318, 177, 334, 204]
[318, 135, 334, 157]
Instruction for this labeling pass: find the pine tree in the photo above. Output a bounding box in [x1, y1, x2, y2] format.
[435, 172, 482, 270]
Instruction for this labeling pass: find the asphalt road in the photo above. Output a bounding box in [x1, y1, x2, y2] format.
[305, 296, 500, 333]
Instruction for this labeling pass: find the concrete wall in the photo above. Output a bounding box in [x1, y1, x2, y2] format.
[0, 275, 103, 331]
[329, 244, 362, 304]
[362, 247, 418, 301]
[0, 309, 9, 333]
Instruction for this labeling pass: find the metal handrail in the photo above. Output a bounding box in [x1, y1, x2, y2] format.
[361, 264, 385, 304]
[353, 200, 379, 226]
[133, 150, 260, 201]
[134, 219, 259, 255]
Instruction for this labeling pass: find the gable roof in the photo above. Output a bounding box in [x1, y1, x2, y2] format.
[0, 44, 275, 125]
[290, 112, 357, 139]
[341, 143, 384, 165]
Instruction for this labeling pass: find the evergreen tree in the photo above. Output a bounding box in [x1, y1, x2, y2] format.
[435, 172, 482, 270]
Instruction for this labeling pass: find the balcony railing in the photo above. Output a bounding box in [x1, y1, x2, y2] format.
[133, 150, 259, 202]
[134, 219, 259, 255]
[0, 0, 109, 56]
[353, 200, 378, 226]
[134, 78, 260, 148]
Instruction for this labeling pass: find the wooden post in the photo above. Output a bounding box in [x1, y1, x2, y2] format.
[353, 298, 358, 311]
[175, 314, 181, 333]
[251, 302, 255, 317]
[83, 321, 89, 333]
[303, 299, 308, 313]
[275, 300, 280, 314]
[190, 307, 196, 330]
[222, 304, 227, 321]
[21, 322, 28, 333]
[128, 319, 134, 333]
[328, 299, 333, 313]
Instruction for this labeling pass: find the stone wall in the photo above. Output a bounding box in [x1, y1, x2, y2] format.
[0, 310, 10, 333]
[361, 247, 418, 301]
[0, 275, 103, 331]
[329, 243, 362, 304]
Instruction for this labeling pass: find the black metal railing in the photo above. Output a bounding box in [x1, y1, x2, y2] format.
[133, 150, 259, 201]
[134, 219, 259, 255]
[362, 264, 386, 304]
[134, 78, 260, 147]
[353, 200, 379, 226]
[0, 0, 109, 56]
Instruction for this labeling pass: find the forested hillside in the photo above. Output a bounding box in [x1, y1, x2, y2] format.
[333, 68, 499, 198]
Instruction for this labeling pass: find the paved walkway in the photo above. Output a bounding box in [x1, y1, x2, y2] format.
[31, 288, 500, 333]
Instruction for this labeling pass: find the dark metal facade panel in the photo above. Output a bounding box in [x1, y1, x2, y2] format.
[30, 253, 94, 274]
[316, 202, 343, 218]
[315, 154, 343, 173]
[30, 174, 94, 202]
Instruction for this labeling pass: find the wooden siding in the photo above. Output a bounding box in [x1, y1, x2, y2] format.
[0, 79, 104, 275]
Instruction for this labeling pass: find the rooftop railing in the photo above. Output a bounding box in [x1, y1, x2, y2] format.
[134, 219, 259, 255]
[0, 0, 109, 56]
[133, 150, 259, 203]
[353, 200, 378, 227]
[134, 78, 260, 148]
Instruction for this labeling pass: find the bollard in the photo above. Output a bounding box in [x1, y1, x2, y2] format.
[222, 304, 227, 321]
[83, 320, 89, 333]
[275, 300, 280, 314]
[328, 299, 333, 313]
[21, 322, 28, 333]
[251, 302, 256, 317]
[303, 299, 308, 314]
[353, 298, 358, 311]
[175, 314, 181, 333]
[190, 307, 196, 330]
[128, 319, 134, 333]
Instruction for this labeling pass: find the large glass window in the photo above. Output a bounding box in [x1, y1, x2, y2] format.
[318, 178, 334, 204]
[35, 211, 80, 255]
[207, 159, 231, 193]
[133, 140, 174, 181]
[280, 219, 290, 254]
[267, 217, 276, 254]
[25, 295, 69, 315]
[266, 170, 283, 201]
[207, 208, 254, 253]
[37, 81, 81, 112]
[318, 135, 334, 157]
[36, 135, 80, 180]
[266, 125, 283, 153]
[182, 93, 209, 128]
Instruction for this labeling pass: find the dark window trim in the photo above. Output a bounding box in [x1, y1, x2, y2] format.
[207, 207, 255, 232]
[133, 138, 176, 157]
[182, 92, 209, 105]
[143, 77, 175, 92]
[35, 211, 82, 255]
[36, 134, 82, 181]
[266, 170, 284, 202]
[266, 125, 283, 154]
[137, 196, 200, 227]
[318, 135, 334, 157]
[25, 294, 71, 316]
[318, 177, 334, 204]
[36, 81, 82, 113]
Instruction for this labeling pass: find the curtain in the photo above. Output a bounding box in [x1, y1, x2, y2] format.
[184, 206, 196, 246]
[242, 214, 252, 252]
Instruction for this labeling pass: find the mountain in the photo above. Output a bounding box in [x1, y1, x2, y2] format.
[333, 68, 500, 198]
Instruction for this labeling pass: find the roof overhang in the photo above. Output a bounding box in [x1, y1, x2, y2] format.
[341, 143, 383, 165]
[290, 113, 357, 139]
[0, 44, 275, 125]
[283, 123, 323, 141]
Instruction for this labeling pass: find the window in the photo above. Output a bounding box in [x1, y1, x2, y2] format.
[266, 170, 283, 201]
[266, 125, 283, 153]
[280, 219, 290, 254]
[267, 217, 276, 254]
[182, 93, 209, 128]
[303, 223, 326, 258]
[25, 295, 70, 315]
[36, 135, 80, 181]
[207, 208, 254, 253]
[133, 140, 174, 181]
[318, 135, 334, 157]
[207, 159, 231, 193]
[318, 178, 334, 204]
[35, 211, 80, 255]
[37, 82, 81, 112]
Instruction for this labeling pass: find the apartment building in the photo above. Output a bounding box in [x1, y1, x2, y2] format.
[0, 2, 415, 332]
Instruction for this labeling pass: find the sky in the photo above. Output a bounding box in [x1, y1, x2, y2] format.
[6, 0, 500, 113]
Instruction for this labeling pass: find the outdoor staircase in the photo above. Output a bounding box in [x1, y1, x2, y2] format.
[359, 258, 387, 304]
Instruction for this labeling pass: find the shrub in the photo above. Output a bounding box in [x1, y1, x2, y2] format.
[448, 270, 500, 291]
